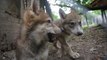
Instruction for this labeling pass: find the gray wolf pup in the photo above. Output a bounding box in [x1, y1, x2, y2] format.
[53, 8, 83, 58]
[16, 0, 61, 60]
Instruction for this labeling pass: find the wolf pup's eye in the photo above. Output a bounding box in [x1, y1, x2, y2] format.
[79, 22, 81, 24]
[70, 22, 75, 25]
[47, 20, 51, 23]
[69, 22, 75, 28]
[79, 22, 81, 26]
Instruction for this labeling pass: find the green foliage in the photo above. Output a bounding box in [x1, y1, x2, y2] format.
[92, 10, 101, 15]
[55, 0, 94, 7]
[76, 0, 93, 5]
[52, 13, 59, 20]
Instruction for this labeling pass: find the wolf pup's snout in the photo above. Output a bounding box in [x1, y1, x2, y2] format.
[76, 32, 83, 36]
[52, 24, 62, 34]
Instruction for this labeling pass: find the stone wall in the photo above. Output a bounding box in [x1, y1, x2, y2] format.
[0, 0, 21, 52]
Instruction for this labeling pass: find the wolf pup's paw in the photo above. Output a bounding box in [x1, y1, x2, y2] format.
[70, 52, 80, 58]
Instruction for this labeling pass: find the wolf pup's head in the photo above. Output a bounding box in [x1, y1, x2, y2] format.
[28, 10, 61, 44]
[59, 8, 83, 36]
[23, 0, 61, 43]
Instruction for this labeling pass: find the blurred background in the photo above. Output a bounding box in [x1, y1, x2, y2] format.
[0, 0, 107, 60]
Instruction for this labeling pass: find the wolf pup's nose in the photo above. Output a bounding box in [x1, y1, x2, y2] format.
[77, 32, 83, 36]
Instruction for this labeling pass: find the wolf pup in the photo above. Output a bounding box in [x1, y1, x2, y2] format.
[53, 8, 83, 58]
[16, 0, 61, 60]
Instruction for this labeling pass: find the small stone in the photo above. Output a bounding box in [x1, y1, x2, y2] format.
[90, 47, 97, 52]
[2, 56, 6, 59]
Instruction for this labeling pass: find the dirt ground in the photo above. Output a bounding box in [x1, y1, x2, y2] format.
[0, 25, 107, 60]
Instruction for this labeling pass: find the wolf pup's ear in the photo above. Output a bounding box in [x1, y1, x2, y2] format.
[59, 8, 66, 19]
[32, 0, 39, 15]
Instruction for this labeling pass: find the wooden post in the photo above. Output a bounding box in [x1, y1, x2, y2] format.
[20, 0, 24, 19]
[85, 14, 89, 27]
[45, 0, 53, 20]
[104, 10, 107, 23]
[101, 10, 105, 23]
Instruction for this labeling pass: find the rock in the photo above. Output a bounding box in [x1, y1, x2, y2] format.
[90, 47, 97, 52]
